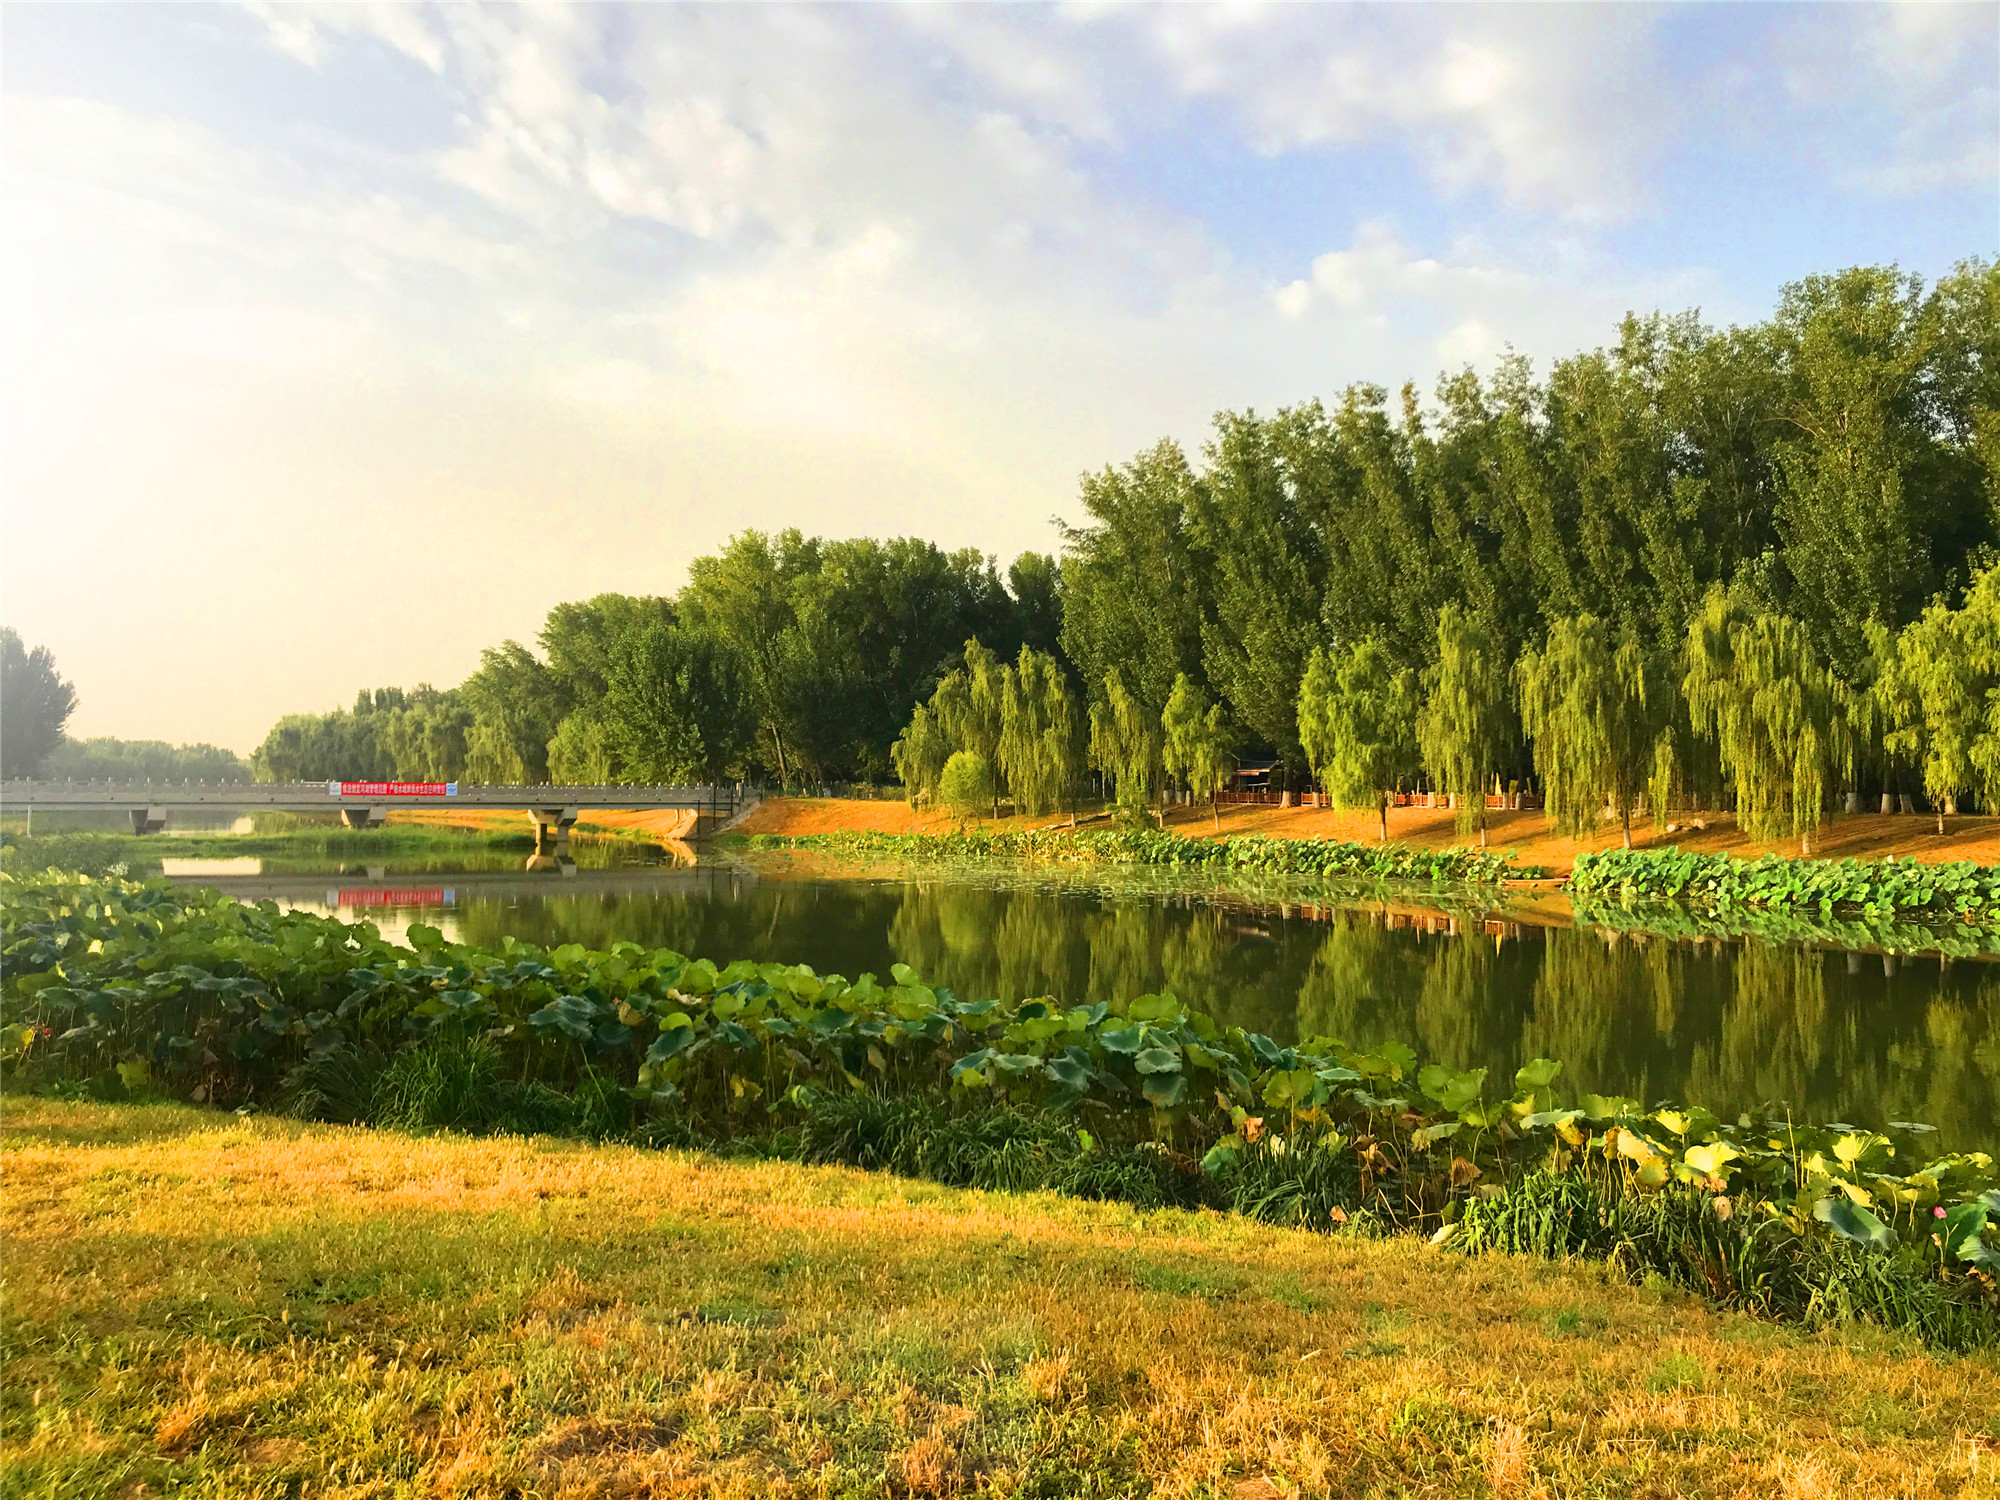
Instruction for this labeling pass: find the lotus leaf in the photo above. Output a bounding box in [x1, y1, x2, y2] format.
[1814, 1193, 1896, 1251]
[1133, 1046, 1181, 1075]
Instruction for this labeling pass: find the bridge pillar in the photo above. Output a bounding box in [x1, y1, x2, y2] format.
[129, 807, 168, 835]
[340, 807, 387, 830]
[527, 807, 579, 852]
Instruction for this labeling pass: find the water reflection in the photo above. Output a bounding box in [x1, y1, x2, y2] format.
[209, 859, 1997, 1149]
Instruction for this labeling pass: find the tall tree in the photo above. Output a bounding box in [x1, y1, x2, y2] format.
[1516, 615, 1667, 847]
[1190, 407, 1328, 784]
[1683, 588, 1856, 853]
[1769, 267, 1991, 676]
[1059, 441, 1210, 718]
[0, 628, 77, 778]
[1160, 672, 1233, 828]
[1041, 665, 1088, 826]
[460, 642, 565, 783]
[599, 622, 752, 784]
[1417, 604, 1513, 846]
[1297, 638, 1419, 842]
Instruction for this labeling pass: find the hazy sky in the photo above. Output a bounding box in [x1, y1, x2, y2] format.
[3, 2, 1994, 752]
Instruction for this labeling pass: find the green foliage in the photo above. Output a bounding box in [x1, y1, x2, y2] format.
[1683, 590, 1858, 851]
[1160, 673, 1232, 818]
[1572, 845, 2000, 921]
[1417, 604, 1512, 841]
[1298, 639, 1420, 841]
[1517, 616, 1668, 845]
[890, 704, 950, 810]
[1875, 562, 2000, 827]
[41, 737, 246, 783]
[598, 621, 752, 783]
[1089, 670, 1160, 821]
[7, 869, 1994, 1346]
[938, 751, 995, 825]
[999, 647, 1082, 818]
[758, 826, 1530, 884]
[1, 628, 78, 778]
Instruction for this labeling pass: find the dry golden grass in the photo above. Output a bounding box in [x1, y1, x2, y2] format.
[4, 1099, 1997, 1498]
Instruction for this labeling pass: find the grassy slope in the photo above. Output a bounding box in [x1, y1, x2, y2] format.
[4, 1102, 1995, 1499]
[735, 798, 2000, 877]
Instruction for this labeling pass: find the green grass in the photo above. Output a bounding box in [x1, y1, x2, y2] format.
[4, 1100, 1997, 1499]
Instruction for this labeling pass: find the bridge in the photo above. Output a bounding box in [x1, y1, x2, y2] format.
[0, 780, 748, 847]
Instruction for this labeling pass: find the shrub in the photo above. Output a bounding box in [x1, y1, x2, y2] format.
[938, 751, 995, 824]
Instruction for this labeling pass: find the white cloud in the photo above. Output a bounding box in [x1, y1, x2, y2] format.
[1772, 2, 1998, 196]
[1117, 5, 1678, 225]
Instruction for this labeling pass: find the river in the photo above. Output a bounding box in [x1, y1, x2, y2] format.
[160, 843, 1999, 1150]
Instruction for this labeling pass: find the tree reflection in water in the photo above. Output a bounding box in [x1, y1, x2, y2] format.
[450, 871, 1999, 1148]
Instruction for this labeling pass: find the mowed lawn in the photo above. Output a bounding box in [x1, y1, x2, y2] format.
[3, 1103, 1996, 1499]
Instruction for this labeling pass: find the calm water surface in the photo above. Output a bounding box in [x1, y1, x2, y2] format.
[187, 847, 2000, 1150]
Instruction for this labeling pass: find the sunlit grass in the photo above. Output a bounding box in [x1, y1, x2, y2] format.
[4, 1099, 1996, 1498]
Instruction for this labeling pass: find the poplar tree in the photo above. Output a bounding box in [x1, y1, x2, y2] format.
[1161, 672, 1234, 828]
[1416, 605, 1513, 845]
[1297, 638, 1420, 842]
[892, 703, 951, 810]
[1089, 669, 1160, 823]
[1516, 615, 1665, 847]
[1683, 589, 1856, 854]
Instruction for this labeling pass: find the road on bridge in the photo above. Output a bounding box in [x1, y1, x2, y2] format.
[0, 780, 747, 841]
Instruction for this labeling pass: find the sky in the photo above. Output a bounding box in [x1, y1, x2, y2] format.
[2, 2, 1995, 754]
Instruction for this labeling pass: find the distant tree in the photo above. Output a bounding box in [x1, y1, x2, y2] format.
[460, 642, 565, 783]
[0, 628, 77, 778]
[1059, 441, 1210, 719]
[598, 623, 752, 785]
[1160, 672, 1233, 828]
[1006, 553, 1066, 660]
[938, 750, 994, 827]
[1417, 605, 1514, 845]
[45, 737, 246, 782]
[1516, 615, 1667, 847]
[1683, 588, 1856, 853]
[891, 704, 951, 811]
[1297, 638, 1419, 842]
[1089, 669, 1160, 824]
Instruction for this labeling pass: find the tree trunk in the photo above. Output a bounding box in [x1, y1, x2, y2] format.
[1378, 801, 1388, 843]
[1622, 806, 1632, 849]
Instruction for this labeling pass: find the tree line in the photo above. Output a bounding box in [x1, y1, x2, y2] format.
[238, 259, 1998, 846]
[248, 535, 1061, 787]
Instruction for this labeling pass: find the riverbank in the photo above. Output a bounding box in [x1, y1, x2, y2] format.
[4, 1099, 1993, 1498]
[734, 797, 2000, 875]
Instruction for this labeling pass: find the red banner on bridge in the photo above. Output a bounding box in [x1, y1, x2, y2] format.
[327, 781, 457, 797]
[330, 887, 452, 908]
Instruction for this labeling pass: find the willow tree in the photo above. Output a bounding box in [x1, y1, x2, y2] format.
[1416, 604, 1513, 845]
[1000, 646, 1070, 818]
[892, 703, 951, 810]
[1876, 562, 2000, 831]
[930, 639, 1007, 814]
[1089, 669, 1160, 823]
[1297, 638, 1419, 842]
[1516, 615, 1666, 847]
[1683, 589, 1856, 854]
[1043, 666, 1088, 826]
[1161, 672, 1233, 828]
